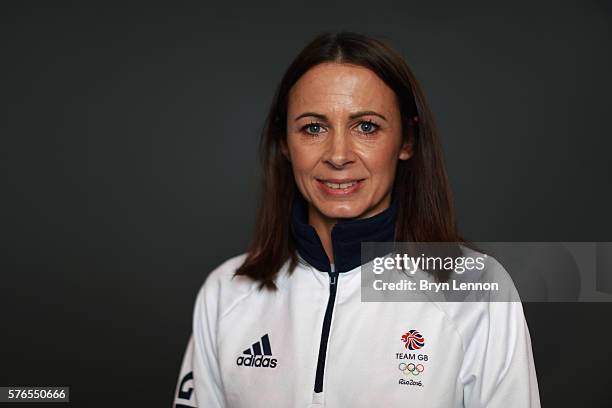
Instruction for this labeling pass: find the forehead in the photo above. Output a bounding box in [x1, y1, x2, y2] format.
[287, 62, 398, 115]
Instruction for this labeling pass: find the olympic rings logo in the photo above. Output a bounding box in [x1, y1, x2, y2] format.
[398, 362, 424, 376]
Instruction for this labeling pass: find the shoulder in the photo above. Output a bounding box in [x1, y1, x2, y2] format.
[458, 244, 520, 301]
[433, 246, 526, 351]
[201, 252, 251, 288]
[195, 252, 261, 319]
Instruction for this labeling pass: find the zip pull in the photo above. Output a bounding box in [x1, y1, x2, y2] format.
[329, 263, 338, 285]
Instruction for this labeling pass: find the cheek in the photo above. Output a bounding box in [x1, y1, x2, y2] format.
[359, 143, 400, 180]
[288, 144, 319, 178]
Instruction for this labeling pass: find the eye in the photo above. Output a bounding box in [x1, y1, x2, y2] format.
[357, 120, 380, 135]
[302, 122, 325, 135]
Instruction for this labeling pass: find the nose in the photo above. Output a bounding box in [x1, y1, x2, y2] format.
[323, 130, 355, 168]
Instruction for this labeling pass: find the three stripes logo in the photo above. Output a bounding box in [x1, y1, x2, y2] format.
[401, 329, 425, 350]
[236, 333, 278, 368]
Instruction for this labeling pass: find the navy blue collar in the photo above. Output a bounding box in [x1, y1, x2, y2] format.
[289, 193, 398, 273]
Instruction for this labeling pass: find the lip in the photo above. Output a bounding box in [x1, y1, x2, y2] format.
[319, 178, 363, 183]
[316, 178, 366, 196]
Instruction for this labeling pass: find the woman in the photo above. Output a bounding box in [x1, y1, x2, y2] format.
[173, 31, 540, 407]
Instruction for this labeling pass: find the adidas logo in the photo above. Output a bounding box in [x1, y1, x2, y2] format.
[236, 333, 278, 368]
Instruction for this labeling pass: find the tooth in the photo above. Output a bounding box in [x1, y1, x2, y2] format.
[324, 181, 357, 189]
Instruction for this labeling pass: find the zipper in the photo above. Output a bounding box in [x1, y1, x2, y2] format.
[314, 263, 339, 393]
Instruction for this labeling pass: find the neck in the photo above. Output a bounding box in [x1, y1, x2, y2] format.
[290, 191, 398, 273]
[307, 194, 392, 265]
[308, 206, 336, 265]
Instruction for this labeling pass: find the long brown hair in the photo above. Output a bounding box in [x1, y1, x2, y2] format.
[235, 31, 463, 289]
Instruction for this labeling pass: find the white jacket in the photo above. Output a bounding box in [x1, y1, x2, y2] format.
[172, 251, 541, 407]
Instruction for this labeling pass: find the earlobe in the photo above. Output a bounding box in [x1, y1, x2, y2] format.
[399, 141, 413, 161]
[280, 141, 291, 162]
[399, 124, 416, 160]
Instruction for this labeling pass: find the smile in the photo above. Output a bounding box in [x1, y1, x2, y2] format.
[316, 178, 365, 195]
[324, 181, 359, 189]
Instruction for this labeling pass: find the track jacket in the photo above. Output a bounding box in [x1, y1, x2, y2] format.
[173, 194, 541, 407]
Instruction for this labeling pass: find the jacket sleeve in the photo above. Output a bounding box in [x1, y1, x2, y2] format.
[460, 299, 541, 407]
[173, 278, 226, 407]
[173, 335, 197, 407]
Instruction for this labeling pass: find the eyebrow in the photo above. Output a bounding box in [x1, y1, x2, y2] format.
[294, 110, 388, 122]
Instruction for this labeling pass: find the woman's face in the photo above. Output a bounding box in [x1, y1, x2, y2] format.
[283, 62, 412, 222]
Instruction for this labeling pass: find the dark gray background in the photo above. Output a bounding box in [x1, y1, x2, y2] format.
[1, 1, 610, 407]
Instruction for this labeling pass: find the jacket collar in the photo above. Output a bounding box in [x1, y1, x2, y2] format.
[289, 192, 398, 273]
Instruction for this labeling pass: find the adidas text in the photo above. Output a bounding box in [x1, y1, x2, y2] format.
[236, 355, 278, 368]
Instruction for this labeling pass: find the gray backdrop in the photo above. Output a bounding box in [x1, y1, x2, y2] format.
[1, 1, 611, 406]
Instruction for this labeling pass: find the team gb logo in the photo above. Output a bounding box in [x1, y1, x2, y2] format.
[401, 330, 425, 350]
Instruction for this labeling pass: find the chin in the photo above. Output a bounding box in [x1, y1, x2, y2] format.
[318, 202, 365, 220]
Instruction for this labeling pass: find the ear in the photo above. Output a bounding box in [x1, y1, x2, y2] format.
[399, 123, 415, 160]
[280, 139, 291, 162]
[398, 138, 413, 161]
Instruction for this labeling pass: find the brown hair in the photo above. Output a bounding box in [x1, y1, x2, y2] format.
[235, 31, 463, 289]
